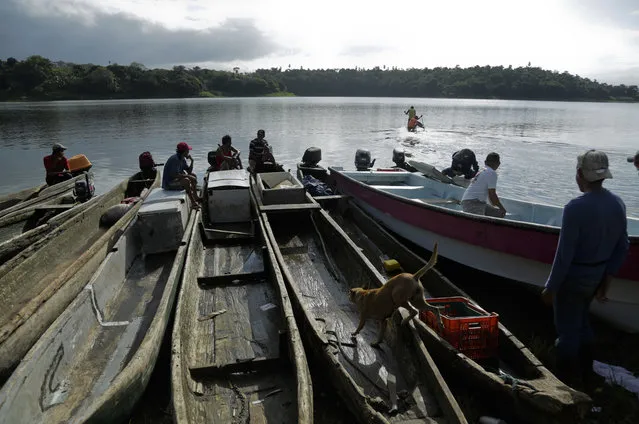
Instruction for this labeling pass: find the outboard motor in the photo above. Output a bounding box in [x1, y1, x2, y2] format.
[354, 149, 376, 171]
[73, 173, 95, 203]
[298, 147, 327, 180]
[301, 147, 322, 167]
[392, 148, 406, 167]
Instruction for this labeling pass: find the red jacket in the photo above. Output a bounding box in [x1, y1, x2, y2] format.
[44, 155, 69, 173]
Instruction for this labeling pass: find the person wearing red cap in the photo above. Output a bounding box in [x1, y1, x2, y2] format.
[162, 142, 200, 209]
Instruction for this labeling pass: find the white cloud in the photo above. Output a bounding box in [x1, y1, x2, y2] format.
[7, 0, 639, 84]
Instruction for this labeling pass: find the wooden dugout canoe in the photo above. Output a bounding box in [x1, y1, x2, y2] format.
[256, 186, 467, 424]
[0, 170, 159, 380]
[171, 169, 313, 424]
[320, 196, 592, 424]
[0, 174, 91, 265]
[0, 184, 47, 212]
[0, 188, 194, 424]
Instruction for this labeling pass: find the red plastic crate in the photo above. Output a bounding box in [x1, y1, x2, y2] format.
[419, 296, 499, 360]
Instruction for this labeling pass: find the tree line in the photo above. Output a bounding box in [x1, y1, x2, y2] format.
[1, 55, 637, 102]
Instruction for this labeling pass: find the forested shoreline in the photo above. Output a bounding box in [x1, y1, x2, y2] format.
[1, 55, 637, 102]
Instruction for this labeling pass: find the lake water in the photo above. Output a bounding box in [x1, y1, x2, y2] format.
[1, 97, 638, 216]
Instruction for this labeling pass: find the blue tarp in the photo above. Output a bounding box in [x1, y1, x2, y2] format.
[302, 175, 333, 196]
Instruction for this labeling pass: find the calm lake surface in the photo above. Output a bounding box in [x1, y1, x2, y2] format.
[1, 97, 638, 216]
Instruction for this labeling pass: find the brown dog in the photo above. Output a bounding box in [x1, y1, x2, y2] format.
[349, 243, 439, 347]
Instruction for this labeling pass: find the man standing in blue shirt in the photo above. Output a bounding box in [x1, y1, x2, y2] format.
[542, 150, 629, 389]
[163, 142, 201, 210]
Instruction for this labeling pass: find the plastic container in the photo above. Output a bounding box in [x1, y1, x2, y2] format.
[68, 154, 93, 173]
[419, 296, 499, 360]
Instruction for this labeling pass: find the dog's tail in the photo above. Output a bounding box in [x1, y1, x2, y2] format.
[412, 242, 438, 281]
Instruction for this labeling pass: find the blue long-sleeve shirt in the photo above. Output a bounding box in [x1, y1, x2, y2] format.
[545, 189, 629, 291]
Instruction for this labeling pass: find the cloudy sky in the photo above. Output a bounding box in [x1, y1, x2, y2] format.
[1, 0, 638, 84]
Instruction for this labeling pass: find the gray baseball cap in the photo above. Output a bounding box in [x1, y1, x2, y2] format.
[577, 150, 612, 182]
[52, 143, 67, 151]
[627, 151, 639, 163]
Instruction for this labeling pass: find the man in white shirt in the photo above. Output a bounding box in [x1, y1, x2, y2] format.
[460, 152, 507, 218]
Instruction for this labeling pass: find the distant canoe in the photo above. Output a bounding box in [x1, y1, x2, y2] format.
[0, 186, 194, 424]
[0, 170, 160, 379]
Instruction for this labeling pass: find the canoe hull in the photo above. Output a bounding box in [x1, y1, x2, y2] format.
[171, 175, 313, 424]
[330, 168, 639, 333]
[258, 192, 467, 423]
[324, 197, 591, 423]
[0, 203, 194, 423]
[0, 171, 160, 380]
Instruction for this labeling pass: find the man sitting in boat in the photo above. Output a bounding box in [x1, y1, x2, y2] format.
[407, 115, 424, 132]
[442, 149, 480, 179]
[43, 143, 73, 186]
[210, 135, 242, 171]
[627, 151, 639, 171]
[460, 152, 507, 218]
[542, 150, 629, 390]
[249, 129, 269, 171]
[162, 142, 201, 209]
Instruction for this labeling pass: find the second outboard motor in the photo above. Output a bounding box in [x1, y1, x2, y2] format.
[301, 147, 322, 167]
[354, 149, 376, 171]
[73, 173, 95, 203]
[392, 148, 406, 167]
[299, 147, 327, 180]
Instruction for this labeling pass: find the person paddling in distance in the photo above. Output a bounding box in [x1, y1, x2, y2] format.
[541, 150, 629, 390]
[162, 142, 201, 210]
[460, 152, 506, 218]
[404, 106, 417, 122]
[407, 115, 424, 132]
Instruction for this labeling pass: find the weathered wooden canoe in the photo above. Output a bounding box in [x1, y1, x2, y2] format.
[0, 188, 194, 424]
[0, 174, 86, 221]
[257, 189, 467, 424]
[320, 196, 592, 424]
[0, 174, 88, 257]
[0, 170, 159, 380]
[0, 184, 47, 212]
[171, 169, 313, 424]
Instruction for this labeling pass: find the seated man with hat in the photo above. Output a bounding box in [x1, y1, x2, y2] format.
[43, 143, 73, 186]
[162, 142, 201, 209]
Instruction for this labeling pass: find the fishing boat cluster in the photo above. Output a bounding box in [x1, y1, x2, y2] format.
[1, 144, 634, 424]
